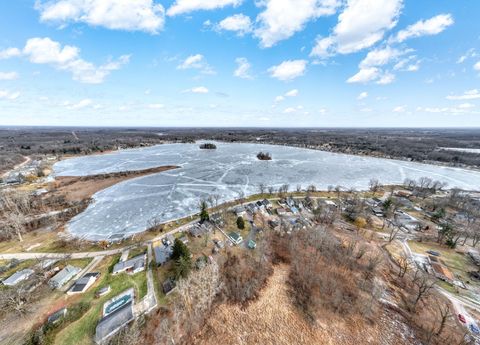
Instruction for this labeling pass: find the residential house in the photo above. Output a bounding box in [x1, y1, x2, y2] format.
[229, 232, 243, 245]
[112, 254, 146, 275]
[68, 272, 100, 295]
[49, 265, 81, 289]
[95, 301, 134, 344]
[154, 244, 173, 266]
[2, 269, 34, 286]
[47, 308, 68, 324]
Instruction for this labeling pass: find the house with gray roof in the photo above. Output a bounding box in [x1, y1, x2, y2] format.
[154, 244, 173, 266]
[95, 301, 134, 344]
[68, 272, 100, 295]
[49, 265, 81, 289]
[2, 269, 34, 286]
[112, 254, 146, 275]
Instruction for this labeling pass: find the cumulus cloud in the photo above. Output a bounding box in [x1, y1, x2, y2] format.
[311, 0, 403, 57]
[167, 0, 242, 16]
[347, 67, 379, 83]
[393, 105, 406, 113]
[0, 90, 20, 100]
[391, 14, 454, 43]
[474, 61, 480, 71]
[217, 14, 252, 35]
[360, 46, 406, 68]
[457, 48, 476, 64]
[357, 91, 368, 100]
[446, 89, 480, 101]
[268, 60, 307, 81]
[184, 86, 209, 94]
[255, 0, 341, 48]
[275, 89, 299, 102]
[36, 0, 165, 33]
[69, 98, 93, 109]
[233, 57, 252, 79]
[285, 89, 299, 97]
[0, 71, 19, 80]
[22, 37, 129, 84]
[177, 54, 215, 74]
[0, 47, 21, 59]
[348, 47, 412, 84]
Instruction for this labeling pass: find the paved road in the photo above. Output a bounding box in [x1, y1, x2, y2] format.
[400, 239, 480, 339]
[134, 243, 157, 315]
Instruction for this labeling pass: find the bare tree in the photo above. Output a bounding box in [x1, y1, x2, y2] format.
[369, 178, 381, 193]
[411, 269, 436, 309]
[396, 253, 409, 278]
[257, 183, 266, 195]
[435, 302, 451, 336]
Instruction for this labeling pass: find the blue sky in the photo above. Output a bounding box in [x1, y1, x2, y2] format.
[0, 0, 479, 127]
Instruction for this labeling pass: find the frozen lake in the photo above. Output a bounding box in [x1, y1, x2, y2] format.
[54, 142, 480, 240]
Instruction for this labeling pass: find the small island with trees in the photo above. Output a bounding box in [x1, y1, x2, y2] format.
[199, 143, 217, 150]
[256, 151, 272, 160]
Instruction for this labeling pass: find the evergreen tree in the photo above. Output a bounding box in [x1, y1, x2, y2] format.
[237, 216, 245, 229]
[199, 200, 210, 222]
[172, 238, 191, 261]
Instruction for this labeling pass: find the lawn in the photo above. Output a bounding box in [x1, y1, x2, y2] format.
[0, 259, 35, 280]
[407, 240, 477, 283]
[128, 245, 147, 259]
[52, 255, 148, 345]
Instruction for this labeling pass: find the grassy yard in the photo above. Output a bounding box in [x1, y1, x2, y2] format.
[52, 255, 148, 345]
[0, 259, 35, 280]
[407, 240, 477, 283]
[128, 245, 147, 259]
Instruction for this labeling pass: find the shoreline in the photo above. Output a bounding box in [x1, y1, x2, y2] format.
[49, 165, 179, 203]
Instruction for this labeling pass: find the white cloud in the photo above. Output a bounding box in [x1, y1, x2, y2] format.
[177, 54, 215, 74]
[360, 46, 405, 68]
[22, 37, 129, 84]
[446, 89, 480, 101]
[285, 89, 299, 97]
[0, 47, 21, 59]
[376, 72, 395, 85]
[357, 91, 368, 100]
[349, 47, 409, 84]
[0, 90, 20, 100]
[148, 103, 165, 109]
[275, 89, 299, 102]
[36, 0, 165, 34]
[0, 71, 19, 80]
[69, 98, 93, 109]
[474, 61, 480, 71]
[184, 86, 209, 94]
[233, 57, 252, 79]
[167, 0, 242, 16]
[347, 67, 379, 83]
[268, 60, 307, 81]
[217, 14, 252, 35]
[457, 49, 476, 64]
[393, 105, 406, 113]
[283, 107, 297, 114]
[311, 0, 402, 57]
[392, 14, 454, 43]
[255, 0, 341, 48]
[417, 106, 476, 115]
[458, 103, 475, 109]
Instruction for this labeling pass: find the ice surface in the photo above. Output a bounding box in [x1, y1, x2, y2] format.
[53, 142, 480, 240]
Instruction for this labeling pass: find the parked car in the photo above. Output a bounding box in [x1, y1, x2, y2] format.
[427, 250, 441, 257]
[458, 314, 466, 323]
[469, 324, 480, 335]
